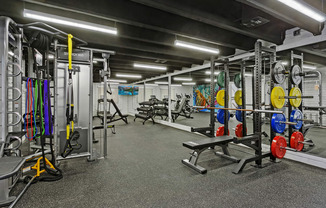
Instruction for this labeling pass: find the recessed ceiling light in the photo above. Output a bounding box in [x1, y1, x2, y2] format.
[134, 63, 167, 70]
[182, 82, 196, 85]
[145, 84, 159, 86]
[205, 71, 220, 75]
[174, 77, 193, 81]
[175, 40, 219, 54]
[23, 9, 118, 34]
[108, 79, 127, 83]
[116, 74, 142, 78]
[278, 0, 326, 22]
[155, 81, 169, 85]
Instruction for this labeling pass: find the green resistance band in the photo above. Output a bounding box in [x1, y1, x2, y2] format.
[34, 80, 45, 138]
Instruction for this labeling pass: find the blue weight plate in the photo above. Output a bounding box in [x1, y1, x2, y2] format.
[271, 113, 286, 133]
[216, 109, 230, 124]
[290, 109, 303, 130]
[236, 107, 243, 122]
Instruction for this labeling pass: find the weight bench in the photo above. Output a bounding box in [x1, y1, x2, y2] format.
[134, 112, 155, 125]
[0, 156, 25, 206]
[97, 99, 128, 124]
[182, 136, 239, 174]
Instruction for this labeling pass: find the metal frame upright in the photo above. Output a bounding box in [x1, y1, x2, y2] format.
[0, 17, 23, 157]
[233, 41, 277, 173]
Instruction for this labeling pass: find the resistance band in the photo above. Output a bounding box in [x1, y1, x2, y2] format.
[35, 80, 45, 138]
[24, 78, 38, 140]
[61, 34, 81, 158]
[44, 80, 53, 135]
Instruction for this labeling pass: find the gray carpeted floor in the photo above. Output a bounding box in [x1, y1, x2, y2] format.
[8, 117, 326, 208]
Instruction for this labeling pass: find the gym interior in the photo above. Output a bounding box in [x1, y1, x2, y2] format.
[1, 0, 326, 207]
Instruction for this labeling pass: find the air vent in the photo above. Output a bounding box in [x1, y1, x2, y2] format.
[241, 16, 269, 28]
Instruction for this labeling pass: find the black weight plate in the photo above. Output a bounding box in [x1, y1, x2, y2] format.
[272, 61, 286, 84]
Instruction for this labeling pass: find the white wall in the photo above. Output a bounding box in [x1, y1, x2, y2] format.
[302, 69, 325, 125]
[93, 83, 135, 115]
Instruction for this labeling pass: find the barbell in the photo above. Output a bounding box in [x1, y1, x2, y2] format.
[193, 106, 283, 114]
[271, 86, 313, 109]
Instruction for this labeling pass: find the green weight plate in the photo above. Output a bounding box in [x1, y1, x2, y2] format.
[234, 73, 241, 88]
[217, 72, 225, 88]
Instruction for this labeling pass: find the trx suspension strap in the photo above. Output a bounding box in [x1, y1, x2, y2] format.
[61, 34, 81, 158]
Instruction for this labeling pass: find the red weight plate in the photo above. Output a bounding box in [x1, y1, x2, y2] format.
[271, 136, 287, 159]
[216, 126, 230, 137]
[290, 131, 304, 151]
[235, 123, 247, 137]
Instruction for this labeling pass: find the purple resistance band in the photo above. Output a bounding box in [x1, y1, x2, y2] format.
[44, 80, 53, 135]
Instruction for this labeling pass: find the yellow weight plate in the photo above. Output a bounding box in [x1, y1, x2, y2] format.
[271, 86, 285, 109]
[234, 90, 242, 106]
[289, 87, 302, 107]
[216, 89, 225, 106]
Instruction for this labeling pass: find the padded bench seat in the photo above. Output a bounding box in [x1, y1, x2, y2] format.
[98, 112, 113, 118]
[137, 107, 152, 112]
[182, 135, 238, 174]
[139, 101, 154, 106]
[183, 136, 234, 150]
